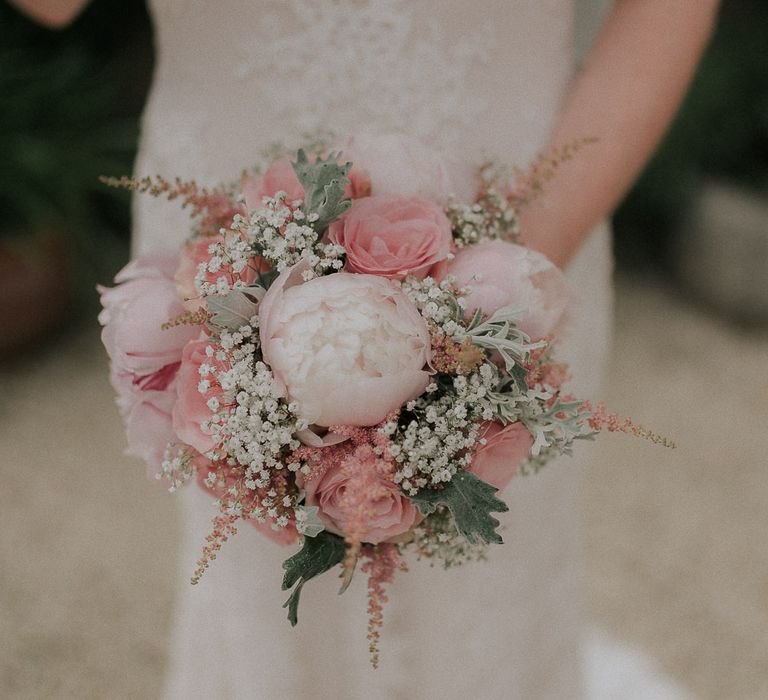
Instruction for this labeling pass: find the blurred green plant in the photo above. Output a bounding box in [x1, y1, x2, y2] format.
[614, 0, 768, 267]
[0, 0, 152, 315]
[0, 47, 137, 240]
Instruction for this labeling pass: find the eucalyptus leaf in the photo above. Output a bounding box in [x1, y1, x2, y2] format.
[281, 531, 346, 626]
[407, 470, 509, 545]
[291, 149, 352, 231]
[207, 286, 264, 330]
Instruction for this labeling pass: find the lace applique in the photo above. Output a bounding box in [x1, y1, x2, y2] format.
[235, 0, 494, 150]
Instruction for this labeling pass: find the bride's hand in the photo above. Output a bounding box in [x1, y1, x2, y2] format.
[8, 0, 90, 28]
[520, 0, 720, 269]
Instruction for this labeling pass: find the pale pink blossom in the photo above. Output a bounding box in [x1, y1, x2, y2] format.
[339, 132, 479, 203]
[468, 421, 534, 491]
[259, 261, 431, 427]
[328, 195, 453, 280]
[98, 253, 199, 476]
[443, 239, 569, 339]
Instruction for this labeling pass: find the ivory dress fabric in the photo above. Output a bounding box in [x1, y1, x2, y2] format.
[133, 2, 613, 697]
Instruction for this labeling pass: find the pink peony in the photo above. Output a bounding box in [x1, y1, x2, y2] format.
[468, 421, 534, 492]
[172, 339, 225, 456]
[242, 157, 371, 212]
[328, 195, 453, 280]
[303, 444, 420, 544]
[98, 253, 199, 475]
[338, 132, 479, 203]
[259, 261, 431, 427]
[443, 239, 569, 340]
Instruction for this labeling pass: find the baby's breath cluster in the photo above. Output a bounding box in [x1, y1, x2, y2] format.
[407, 507, 489, 568]
[234, 194, 345, 278]
[195, 324, 307, 530]
[157, 444, 196, 492]
[383, 366, 498, 495]
[401, 274, 467, 341]
[446, 188, 520, 249]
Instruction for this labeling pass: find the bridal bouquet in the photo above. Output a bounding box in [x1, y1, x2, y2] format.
[99, 133, 670, 665]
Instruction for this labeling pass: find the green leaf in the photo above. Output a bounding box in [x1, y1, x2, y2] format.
[291, 149, 352, 231]
[281, 531, 346, 626]
[206, 286, 264, 330]
[407, 471, 509, 545]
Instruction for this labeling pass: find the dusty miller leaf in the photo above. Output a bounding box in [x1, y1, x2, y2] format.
[291, 149, 351, 231]
[207, 286, 264, 330]
[407, 470, 509, 545]
[281, 531, 346, 626]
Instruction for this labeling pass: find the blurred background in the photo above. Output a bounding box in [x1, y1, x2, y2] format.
[0, 1, 766, 698]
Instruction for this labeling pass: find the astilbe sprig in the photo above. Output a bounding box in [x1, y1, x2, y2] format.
[361, 543, 406, 669]
[583, 401, 677, 449]
[99, 173, 239, 235]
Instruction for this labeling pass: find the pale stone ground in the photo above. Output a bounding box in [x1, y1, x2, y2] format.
[1, 275, 767, 699]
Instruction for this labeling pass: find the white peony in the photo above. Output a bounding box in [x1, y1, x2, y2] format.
[259, 262, 432, 427]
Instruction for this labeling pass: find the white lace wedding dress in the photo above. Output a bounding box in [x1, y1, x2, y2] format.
[131, 2, 683, 698]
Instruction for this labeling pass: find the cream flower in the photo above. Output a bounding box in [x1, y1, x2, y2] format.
[259, 262, 431, 427]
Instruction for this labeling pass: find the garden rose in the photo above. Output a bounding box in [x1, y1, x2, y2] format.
[98, 253, 199, 475]
[443, 239, 569, 339]
[303, 444, 420, 544]
[242, 156, 371, 211]
[339, 132, 479, 203]
[468, 421, 534, 491]
[259, 261, 431, 427]
[328, 195, 453, 280]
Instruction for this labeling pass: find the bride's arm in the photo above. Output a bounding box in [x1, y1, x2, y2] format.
[520, 0, 720, 268]
[8, 0, 90, 28]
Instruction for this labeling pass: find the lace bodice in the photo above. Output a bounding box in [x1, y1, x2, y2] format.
[135, 1, 573, 244]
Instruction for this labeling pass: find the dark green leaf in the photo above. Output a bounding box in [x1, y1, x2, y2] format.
[291, 149, 351, 231]
[407, 470, 509, 545]
[281, 531, 346, 626]
[510, 363, 529, 393]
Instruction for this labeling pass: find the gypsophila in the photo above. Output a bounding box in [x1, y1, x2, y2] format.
[446, 188, 520, 248]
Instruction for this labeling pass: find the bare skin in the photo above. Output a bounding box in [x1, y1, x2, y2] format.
[519, 0, 721, 267]
[9, 0, 89, 27]
[13, 0, 720, 269]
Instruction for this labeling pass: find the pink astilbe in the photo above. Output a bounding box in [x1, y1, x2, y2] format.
[190, 461, 299, 584]
[522, 341, 571, 391]
[504, 137, 597, 208]
[361, 543, 407, 669]
[100, 174, 239, 235]
[583, 401, 676, 448]
[293, 415, 418, 569]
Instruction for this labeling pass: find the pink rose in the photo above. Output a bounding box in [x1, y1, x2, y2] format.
[443, 239, 569, 340]
[242, 157, 371, 212]
[468, 421, 534, 492]
[259, 261, 431, 427]
[98, 253, 199, 476]
[172, 338, 225, 456]
[328, 195, 453, 280]
[303, 444, 420, 544]
[339, 132, 479, 203]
